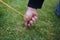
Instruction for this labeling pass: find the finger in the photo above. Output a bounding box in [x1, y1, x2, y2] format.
[24, 16, 27, 22]
[25, 21, 30, 27]
[33, 12, 38, 17]
[34, 16, 38, 20]
[29, 20, 34, 26]
[24, 15, 30, 22]
[32, 17, 36, 24]
[27, 24, 31, 27]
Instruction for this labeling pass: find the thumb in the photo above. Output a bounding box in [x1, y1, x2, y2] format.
[24, 15, 30, 22]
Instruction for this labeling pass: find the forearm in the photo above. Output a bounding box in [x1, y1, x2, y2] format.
[28, 0, 44, 9]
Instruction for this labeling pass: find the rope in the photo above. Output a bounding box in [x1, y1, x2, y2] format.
[0, 0, 26, 17]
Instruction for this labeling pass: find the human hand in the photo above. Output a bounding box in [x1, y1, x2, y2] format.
[24, 7, 38, 28]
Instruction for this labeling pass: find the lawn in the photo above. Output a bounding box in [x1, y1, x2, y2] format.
[0, 0, 60, 40]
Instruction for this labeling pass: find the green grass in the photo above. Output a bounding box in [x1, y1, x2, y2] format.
[0, 0, 60, 40]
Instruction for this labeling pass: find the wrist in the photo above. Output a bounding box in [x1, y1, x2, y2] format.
[28, 7, 37, 11]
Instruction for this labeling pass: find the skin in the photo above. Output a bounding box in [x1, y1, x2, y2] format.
[24, 7, 38, 27]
